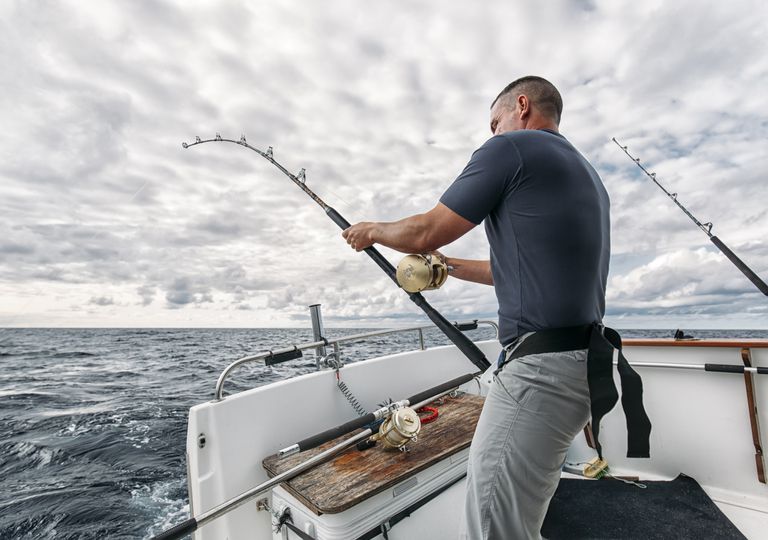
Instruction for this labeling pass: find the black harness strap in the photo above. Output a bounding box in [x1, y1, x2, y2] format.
[604, 327, 652, 458]
[504, 323, 651, 459]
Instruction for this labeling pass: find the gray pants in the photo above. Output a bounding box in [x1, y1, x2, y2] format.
[461, 348, 591, 540]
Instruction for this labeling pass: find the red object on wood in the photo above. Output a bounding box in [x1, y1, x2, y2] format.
[417, 406, 439, 424]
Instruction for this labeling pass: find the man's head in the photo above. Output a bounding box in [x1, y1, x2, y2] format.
[489, 76, 563, 135]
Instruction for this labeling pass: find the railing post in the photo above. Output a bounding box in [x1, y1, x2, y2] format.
[309, 304, 327, 359]
[418, 328, 425, 350]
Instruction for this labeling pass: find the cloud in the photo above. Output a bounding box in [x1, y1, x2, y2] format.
[137, 284, 155, 306]
[0, 242, 35, 255]
[164, 277, 213, 308]
[88, 296, 115, 306]
[606, 246, 767, 322]
[0, 0, 766, 328]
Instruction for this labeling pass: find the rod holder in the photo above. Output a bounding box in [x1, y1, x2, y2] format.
[309, 304, 327, 358]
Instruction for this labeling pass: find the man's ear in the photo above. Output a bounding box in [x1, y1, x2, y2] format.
[518, 94, 530, 119]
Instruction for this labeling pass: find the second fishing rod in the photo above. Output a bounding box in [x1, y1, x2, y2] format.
[613, 137, 768, 297]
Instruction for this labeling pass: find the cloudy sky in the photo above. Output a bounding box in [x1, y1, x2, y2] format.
[1, 0, 766, 329]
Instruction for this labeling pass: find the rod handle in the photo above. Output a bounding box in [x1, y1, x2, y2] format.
[705, 363, 744, 373]
[325, 206, 352, 229]
[705, 364, 768, 375]
[264, 348, 303, 366]
[454, 320, 479, 331]
[709, 236, 768, 295]
[407, 372, 476, 406]
[151, 517, 197, 540]
[296, 412, 376, 452]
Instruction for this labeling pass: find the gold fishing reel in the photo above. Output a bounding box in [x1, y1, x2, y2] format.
[371, 407, 421, 450]
[396, 254, 449, 293]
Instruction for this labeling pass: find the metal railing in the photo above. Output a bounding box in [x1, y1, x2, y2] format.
[213, 319, 499, 400]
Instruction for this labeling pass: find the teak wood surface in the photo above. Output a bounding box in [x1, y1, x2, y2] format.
[263, 393, 484, 514]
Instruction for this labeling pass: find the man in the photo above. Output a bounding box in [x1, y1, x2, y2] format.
[342, 76, 610, 539]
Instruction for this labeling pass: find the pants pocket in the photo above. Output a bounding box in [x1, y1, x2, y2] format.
[493, 359, 540, 407]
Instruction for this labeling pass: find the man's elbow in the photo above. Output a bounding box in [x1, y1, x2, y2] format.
[413, 231, 442, 253]
[403, 216, 440, 253]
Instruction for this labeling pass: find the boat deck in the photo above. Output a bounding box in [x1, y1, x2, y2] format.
[542, 474, 745, 539]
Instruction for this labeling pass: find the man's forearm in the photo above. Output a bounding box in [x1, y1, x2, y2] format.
[445, 257, 493, 285]
[343, 203, 477, 254]
[370, 214, 437, 254]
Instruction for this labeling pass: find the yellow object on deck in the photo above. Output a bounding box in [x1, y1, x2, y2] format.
[583, 457, 609, 479]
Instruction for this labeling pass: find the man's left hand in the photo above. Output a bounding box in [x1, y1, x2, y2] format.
[342, 222, 378, 252]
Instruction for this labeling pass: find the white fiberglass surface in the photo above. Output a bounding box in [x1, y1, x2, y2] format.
[186, 341, 767, 539]
[187, 340, 500, 540]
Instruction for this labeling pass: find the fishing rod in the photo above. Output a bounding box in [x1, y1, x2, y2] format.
[277, 371, 477, 457]
[612, 138, 768, 296]
[626, 361, 767, 375]
[182, 134, 491, 371]
[151, 371, 477, 540]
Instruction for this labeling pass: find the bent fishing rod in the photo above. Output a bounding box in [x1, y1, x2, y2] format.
[612, 138, 768, 296]
[182, 134, 490, 370]
[151, 371, 477, 540]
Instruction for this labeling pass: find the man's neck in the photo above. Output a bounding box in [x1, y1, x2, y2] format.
[525, 118, 559, 132]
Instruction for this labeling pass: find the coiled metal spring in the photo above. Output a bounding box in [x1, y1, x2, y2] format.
[337, 380, 367, 417]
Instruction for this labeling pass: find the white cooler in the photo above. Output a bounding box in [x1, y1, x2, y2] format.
[270, 447, 469, 540]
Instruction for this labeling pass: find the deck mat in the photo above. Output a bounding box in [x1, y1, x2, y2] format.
[541, 474, 746, 539]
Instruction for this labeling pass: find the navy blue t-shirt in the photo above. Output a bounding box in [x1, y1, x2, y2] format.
[440, 129, 610, 346]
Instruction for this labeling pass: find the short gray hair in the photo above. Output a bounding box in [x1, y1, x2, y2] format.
[491, 76, 563, 125]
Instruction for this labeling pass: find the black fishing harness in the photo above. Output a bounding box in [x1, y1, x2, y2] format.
[500, 323, 652, 459]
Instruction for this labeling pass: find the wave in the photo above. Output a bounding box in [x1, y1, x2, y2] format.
[51, 351, 96, 358]
[0, 441, 63, 472]
[130, 479, 189, 539]
[0, 513, 65, 540]
[0, 390, 63, 404]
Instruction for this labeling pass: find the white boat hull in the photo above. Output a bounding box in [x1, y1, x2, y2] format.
[185, 339, 768, 539]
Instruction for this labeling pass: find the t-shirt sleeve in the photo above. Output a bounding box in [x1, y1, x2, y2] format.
[439, 135, 520, 225]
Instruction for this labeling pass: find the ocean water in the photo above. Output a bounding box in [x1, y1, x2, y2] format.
[1, 326, 766, 539]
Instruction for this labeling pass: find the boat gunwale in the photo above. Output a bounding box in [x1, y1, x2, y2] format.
[624, 338, 768, 348]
